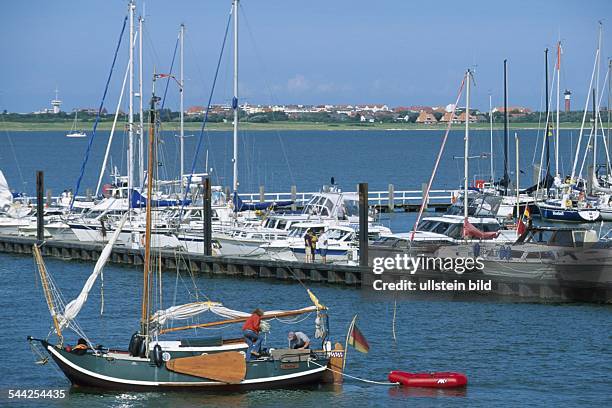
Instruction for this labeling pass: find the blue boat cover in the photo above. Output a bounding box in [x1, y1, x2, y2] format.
[232, 191, 293, 212]
[130, 189, 192, 208]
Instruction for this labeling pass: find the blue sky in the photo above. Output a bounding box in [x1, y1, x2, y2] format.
[1, 0, 610, 113]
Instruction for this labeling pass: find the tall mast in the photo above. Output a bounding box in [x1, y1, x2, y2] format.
[180, 24, 185, 189]
[489, 92, 494, 182]
[544, 48, 550, 196]
[593, 24, 602, 175]
[503, 60, 509, 195]
[464, 69, 470, 222]
[232, 0, 239, 192]
[128, 0, 135, 199]
[141, 76, 159, 345]
[555, 41, 561, 179]
[607, 58, 612, 176]
[138, 14, 144, 189]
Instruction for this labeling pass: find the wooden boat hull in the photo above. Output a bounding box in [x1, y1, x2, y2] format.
[42, 341, 328, 391]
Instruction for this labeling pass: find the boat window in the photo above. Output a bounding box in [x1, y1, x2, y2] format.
[551, 230, 574, 246]
[445, 224, 462, 239]
[277, 220, 287, 230]
[343, 200, 359, 217]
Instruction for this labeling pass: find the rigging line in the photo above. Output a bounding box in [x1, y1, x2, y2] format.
[0, 113, 25, 189]
[410, 73, 466, 242]
[180, 7, 233, 219]
[240, 4, 296, 186]
[160, 35, 180, 121]
[70, 16, 128, 210]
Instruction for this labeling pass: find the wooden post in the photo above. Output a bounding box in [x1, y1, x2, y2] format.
[203, 177, 212, 256]
[36, 171, 44, 242]
[387, 183, 394, 212]
[291, 185, 297, 211]
[259, 185, 265, 203]
[358, 183, 368, 267]
[46, 189, 52, 207]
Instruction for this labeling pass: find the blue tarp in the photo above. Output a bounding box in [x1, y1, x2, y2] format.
[232, 191, 293, 212]
[130, 189, 192, 208]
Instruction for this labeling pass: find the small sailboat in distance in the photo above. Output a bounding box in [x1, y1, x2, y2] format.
[66, 110, 87, 138]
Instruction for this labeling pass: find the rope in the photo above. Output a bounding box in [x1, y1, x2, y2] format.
[70, 16, 128, 210]
[309, 360, 396, 386]
[410, 74, 466, 242]
[179, 7, 233, 220]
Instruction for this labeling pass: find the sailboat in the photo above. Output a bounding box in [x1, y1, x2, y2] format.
[66, 110, 87, 138]
[28, 4, 340, 390]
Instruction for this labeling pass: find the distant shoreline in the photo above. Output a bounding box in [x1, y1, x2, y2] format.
[0, 121, 590, 132]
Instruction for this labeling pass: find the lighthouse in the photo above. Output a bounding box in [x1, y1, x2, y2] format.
[51, 89, 62, 114]
[564, 89, 571, 112]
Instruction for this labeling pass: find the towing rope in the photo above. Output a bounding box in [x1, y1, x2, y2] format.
[309, 360, 397, 386]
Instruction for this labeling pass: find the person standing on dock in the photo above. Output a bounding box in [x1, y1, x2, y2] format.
[242, 308, 264, 361]
[304, 229, 313, 263]
[318, 230, 328, 264]
[309, 230, 318, 263]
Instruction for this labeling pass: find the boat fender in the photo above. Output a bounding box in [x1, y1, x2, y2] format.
[128, 332, 141, 356]
[138, 338, 147, 358]
[151, 344, 163, 367]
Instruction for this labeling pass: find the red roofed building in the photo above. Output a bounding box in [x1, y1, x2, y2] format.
[415, 110, 438, 124]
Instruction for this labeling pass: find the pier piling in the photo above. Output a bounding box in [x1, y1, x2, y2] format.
[36, 171, 44, 242]
[359, 182, 368, 268]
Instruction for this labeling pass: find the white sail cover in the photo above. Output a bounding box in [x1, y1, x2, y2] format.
[58, 212, 129, 329]
[150, 302, 318, 329]
[0, 170, 13, 210]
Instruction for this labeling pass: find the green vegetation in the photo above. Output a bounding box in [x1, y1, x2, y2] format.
[0, 120, 588, 132]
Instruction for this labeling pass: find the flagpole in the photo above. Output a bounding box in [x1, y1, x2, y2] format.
[343, 315, 357, 370]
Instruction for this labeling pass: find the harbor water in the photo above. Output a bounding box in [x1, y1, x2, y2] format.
[1, 130, 611, 406]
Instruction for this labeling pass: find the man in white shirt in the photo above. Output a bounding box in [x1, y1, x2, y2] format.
[318, 231, 329, 264]
[288, 331, 310, 349]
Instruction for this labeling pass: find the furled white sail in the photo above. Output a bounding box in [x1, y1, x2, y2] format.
[58, 212, 129, 329]
[592, 173, 612, 194]
[150, 302, 318, 329]
[0, 170, 13, 210]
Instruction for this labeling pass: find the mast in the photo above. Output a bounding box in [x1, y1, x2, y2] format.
[128, 0, 135, 200]
[503, 60, 509, 195]
[141, 76, 159, 344]
[544, 48, 550, 196]
[515, 132, 520, 220]
[555, 41, 561, 180]
[607, 58, 612, 176]
[464, 69, 470, 222]
[232, 0, 239, 192]
[180, 23, 185, 190]
[138, 15, 144, 189]
[489, 92, 494, 182]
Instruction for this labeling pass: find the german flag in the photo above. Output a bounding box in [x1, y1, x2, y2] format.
[523, 206, 531, 220]
[347, 317, 370, 353]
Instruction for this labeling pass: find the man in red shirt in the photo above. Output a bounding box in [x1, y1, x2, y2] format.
[242, 308, 264, 362]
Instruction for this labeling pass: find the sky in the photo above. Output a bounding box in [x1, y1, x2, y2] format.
[1, 0, 611, 113]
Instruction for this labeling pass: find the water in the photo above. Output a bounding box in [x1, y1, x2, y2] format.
[1, 130, 611, 406]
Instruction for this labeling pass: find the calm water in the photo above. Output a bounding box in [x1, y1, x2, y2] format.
[0, 130, 611, 407]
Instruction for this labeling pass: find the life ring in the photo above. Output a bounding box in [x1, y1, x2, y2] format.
[151, 344, 163, 367]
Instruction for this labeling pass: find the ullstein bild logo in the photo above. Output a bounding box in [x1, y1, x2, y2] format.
[372, 254, 485, 275]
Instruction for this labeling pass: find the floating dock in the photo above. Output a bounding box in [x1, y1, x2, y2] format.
[0, 235, 609, 303]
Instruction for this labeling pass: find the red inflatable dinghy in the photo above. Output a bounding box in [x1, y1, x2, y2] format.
[388, 371, 467, 388]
